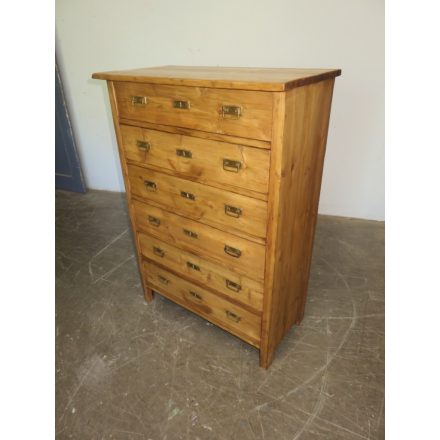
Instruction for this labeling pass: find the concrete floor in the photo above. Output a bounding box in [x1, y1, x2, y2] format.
[56, 190, 384, 440]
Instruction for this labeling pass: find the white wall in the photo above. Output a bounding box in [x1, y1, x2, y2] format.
[56, 0, 384, 220]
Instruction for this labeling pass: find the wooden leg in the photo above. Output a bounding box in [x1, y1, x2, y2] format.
[295, 308, 305, 325]
[259, 346, 274, 369]
[144, 286, 154, 303]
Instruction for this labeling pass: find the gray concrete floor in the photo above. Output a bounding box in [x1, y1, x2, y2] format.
[56, 190, 384, 440]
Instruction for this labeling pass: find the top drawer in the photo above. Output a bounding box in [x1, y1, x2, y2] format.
[114, 82, 273, 141]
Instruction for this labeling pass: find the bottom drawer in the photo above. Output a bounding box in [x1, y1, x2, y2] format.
[143, 261, 261, 347]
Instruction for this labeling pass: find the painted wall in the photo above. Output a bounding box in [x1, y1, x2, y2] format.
[56, 0, 384, 220]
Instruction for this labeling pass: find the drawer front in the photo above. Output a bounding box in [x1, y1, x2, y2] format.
[133, 200, 265, 281]
[128, 164, 267, 239]
[139, 233, 263, 311]
[143, 261, 261, 347]
[120, 124, 270, 195]
[114, 82, 273, 141]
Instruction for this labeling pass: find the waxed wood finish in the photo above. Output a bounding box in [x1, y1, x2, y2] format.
[93, 66, 340, 368]
[138, 233, 264, 312]
[127, 164, 268, 240]
[132, 200, 266, 280]
[143, 261, 262, 347]
[120, 124, 270, 196]
[119, 119, 271, 150]
[105, 82, 154, 303]
[114, 82, 273, 141]
[93, 65, 341, 92]
[259, 79, 336, 368]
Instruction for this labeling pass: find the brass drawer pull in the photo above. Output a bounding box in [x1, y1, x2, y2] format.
[158, 275, 169, 285]
[173, 100, 190, 110]
[183, 229, 198, 239]
[148, 215, 160, 227]
[176, 149, 192, 158]
[186, 261, 201, 271]
[153, 246, 165, 258]
[224, 245, 241, 258]
[226, 310, 241, 323]
[225, 279, 242, 293]
[189, 290, 203, 301]
[220, 105, 242, 119]
[131, 96, 147, 106]
[181, 191, 195, 201]
[225, 205, 242, 218]
[136, 140, 150, 152]
[223, 159, 242, 173]
[144, 180, 157, 192]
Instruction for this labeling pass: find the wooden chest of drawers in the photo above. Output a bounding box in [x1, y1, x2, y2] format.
[92, 66, 341, 367]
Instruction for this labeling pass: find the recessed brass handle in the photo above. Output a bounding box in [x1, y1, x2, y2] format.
[225, 205, 242, 218]
[223, 159, 242, 173]
[158, 275, 169, 285]
[224, 245, 241, 258]
[181, 191, 195, 201]
[220, 105, 242, 119]
[144, 180, 157, 192]
[189, 290, 203, 301]
[225, 279, 242, 293]
[131, 96, 147, 106]
[226, 310, 241, 323]
[176, 149, 192, 158]
[148, 215, 160, 227]
[136, 140, 150, 152]
[173, 100, 190, 109]
[153, 246, 165, 258]
[183, 229, 198, 239]
[187, 261, 201, 271]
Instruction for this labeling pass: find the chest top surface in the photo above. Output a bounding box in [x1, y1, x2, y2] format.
[92, 65, 341, 91]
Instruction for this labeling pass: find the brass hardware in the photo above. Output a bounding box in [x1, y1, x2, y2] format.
[220, 105, 242, 119]
[183, 229, 198, 239]
[153, 246, 165, 258]
[144, 180, 157, 192]
[225, 279, 242, 293]
[173, 100, 190, 109]
[148, 215, 160, 227]
[189, 291, 203, 301]
[223, 159, 242, 173]
[131, 96, 147, 106]
[186, 261, 201, 271]
[158, 275, 169, 285]
[224, 205, 242, 218]
[224, 245, 241, 258]
[226, 310, 241, 323]
[136, 140, 150, 152]
[181, 191, 195, 201]
[176, 149, 192, 158]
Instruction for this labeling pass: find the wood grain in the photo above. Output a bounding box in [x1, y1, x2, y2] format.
[260, 79, 336, 368]
[93, 66, 340, 369]
[120, 124, 270, 196]
[119, 118, 271, 150]
[105, 81, 152, 302]
[143, 261, 262, 347]
[138, 232, 264, 311]
[114, 82, 273, 141]
[127, 164, 268, 240]
[93, 65, 341, 92]
[132, 200, 266, 281]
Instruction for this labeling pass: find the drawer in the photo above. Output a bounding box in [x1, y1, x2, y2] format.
[139, 233, 264, 311]
[128, 164, 268, 239]
[143, 261, 261, 347]
[114, 82, 273, 141]
[132, 200, 265, 281]
[120, 124, 270, 195]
